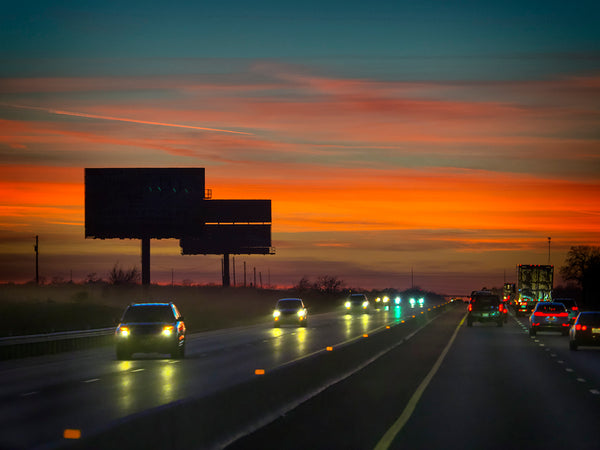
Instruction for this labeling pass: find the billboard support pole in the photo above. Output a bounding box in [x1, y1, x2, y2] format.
[141, 238, 150, 286]
[222, 253, 230, 287]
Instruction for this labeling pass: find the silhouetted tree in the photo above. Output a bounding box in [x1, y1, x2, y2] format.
[85, 272, 102, 284]
[295, 276, 311, 292]
[560, 246, 600, 308]
[313, 275, 344, 294]
[108, 263, 140, 285]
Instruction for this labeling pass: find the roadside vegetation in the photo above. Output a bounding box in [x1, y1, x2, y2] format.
[0, 270, 445, 337]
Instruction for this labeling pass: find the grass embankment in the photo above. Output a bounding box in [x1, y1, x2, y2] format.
[0, 284, 344, 337]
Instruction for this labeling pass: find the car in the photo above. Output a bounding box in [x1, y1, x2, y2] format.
[115, 302, 186, 360]
[569, 311, 600, 351]
[344, 293, 370, 314]
[273, 298, 308, 327]
[374, 295, 390, 310]
[554, 298, 579, 323]
[529, 302, 570, 336]
[467, 291, 503, 327]
[500, 300, 509, 323]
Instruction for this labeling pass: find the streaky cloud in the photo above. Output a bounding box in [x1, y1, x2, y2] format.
[2, 103, 253, 136]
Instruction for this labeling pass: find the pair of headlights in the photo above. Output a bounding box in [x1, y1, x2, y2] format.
[273, 309, 307, 318]
[117, 325, 175, 337]
[344, 301, 369, 308]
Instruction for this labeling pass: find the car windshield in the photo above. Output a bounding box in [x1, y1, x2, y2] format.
[277, 300, 302, 309]
[578, 313, 600, 325]
[349, 295, 366, 303]
[537, 304, 566, 313]
[122, 305, 175, 322]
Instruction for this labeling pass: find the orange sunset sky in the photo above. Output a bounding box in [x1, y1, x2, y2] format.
[1, 1, 599, 293]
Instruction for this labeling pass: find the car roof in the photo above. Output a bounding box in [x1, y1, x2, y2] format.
[277, 298, 302, 302]
[129, 302, 173, 306]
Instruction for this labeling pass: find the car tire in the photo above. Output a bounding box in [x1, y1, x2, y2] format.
[569, 340, 578, 351]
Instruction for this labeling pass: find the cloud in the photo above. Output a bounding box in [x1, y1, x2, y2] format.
[2, 103, 253, 135]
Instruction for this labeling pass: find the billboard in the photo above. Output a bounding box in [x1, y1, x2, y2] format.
[201, 200, 271, 223]
[85, 168, 206, 239]
[180, 225, 273, 255]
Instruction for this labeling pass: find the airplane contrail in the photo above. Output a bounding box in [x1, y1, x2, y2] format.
[2, 103, 254, 135]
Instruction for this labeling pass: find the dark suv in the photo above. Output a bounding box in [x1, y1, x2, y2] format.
[467, 291, 504, 327]
[115, 302, 186, 360]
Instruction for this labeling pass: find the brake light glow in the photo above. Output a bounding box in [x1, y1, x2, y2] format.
[575, 324, 588, 331]
[468, 304, 472, 312]
[534, 312, 568, 317]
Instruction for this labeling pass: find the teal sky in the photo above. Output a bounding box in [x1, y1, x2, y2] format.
[1, 1, 599, 292]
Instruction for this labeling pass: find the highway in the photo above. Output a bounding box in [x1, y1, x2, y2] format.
[0, 302, 425, 449]
[231, 305, 600, 450]
[2, 302, 599, 449]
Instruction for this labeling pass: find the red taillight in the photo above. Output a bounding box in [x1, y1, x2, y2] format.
[575, 324, 587, 331]
[572, 306, 578, 311]
[534, 312, 544, 317]
[468, 304, 472, 312]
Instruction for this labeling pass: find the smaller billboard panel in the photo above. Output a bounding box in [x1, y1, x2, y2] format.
[180, 225, 272, 254]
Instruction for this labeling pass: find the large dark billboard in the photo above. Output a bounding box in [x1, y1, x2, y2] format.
[85, 168, 206, 239]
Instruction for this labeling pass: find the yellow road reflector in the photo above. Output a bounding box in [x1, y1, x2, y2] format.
[386, 325, 390, 329]
[255, 369, 265, 375]
[363, 334, 368, 338]
[63, 429, 81, 439]
[326, 346, 333, 351]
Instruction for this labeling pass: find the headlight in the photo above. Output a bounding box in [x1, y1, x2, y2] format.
[273, 310, 281, 318]
[395, 297, 401, 305]
[345, 301, 351, 308]
[118, 326, 129, 337]
[383, 296, 389, 303]
[375, 297, 381, 303]
[297, 309, 307, 317]
[362, 301, 369, 308]
[162, 325, 174, 337]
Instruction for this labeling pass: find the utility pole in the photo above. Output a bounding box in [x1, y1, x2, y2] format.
[548, 237, 551, 264]
[34, 235, 39, 285]
[232, 256, 236, 287]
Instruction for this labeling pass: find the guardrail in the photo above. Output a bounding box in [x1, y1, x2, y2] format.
[0, 328, 115, 360]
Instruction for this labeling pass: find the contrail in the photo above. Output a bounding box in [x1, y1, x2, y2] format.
[2, 103, 253, 135]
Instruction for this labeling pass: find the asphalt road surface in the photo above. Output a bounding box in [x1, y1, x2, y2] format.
[229, 306, 600, 450]
[3, 302, 599, 449]
[0, 302, 426, 449]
